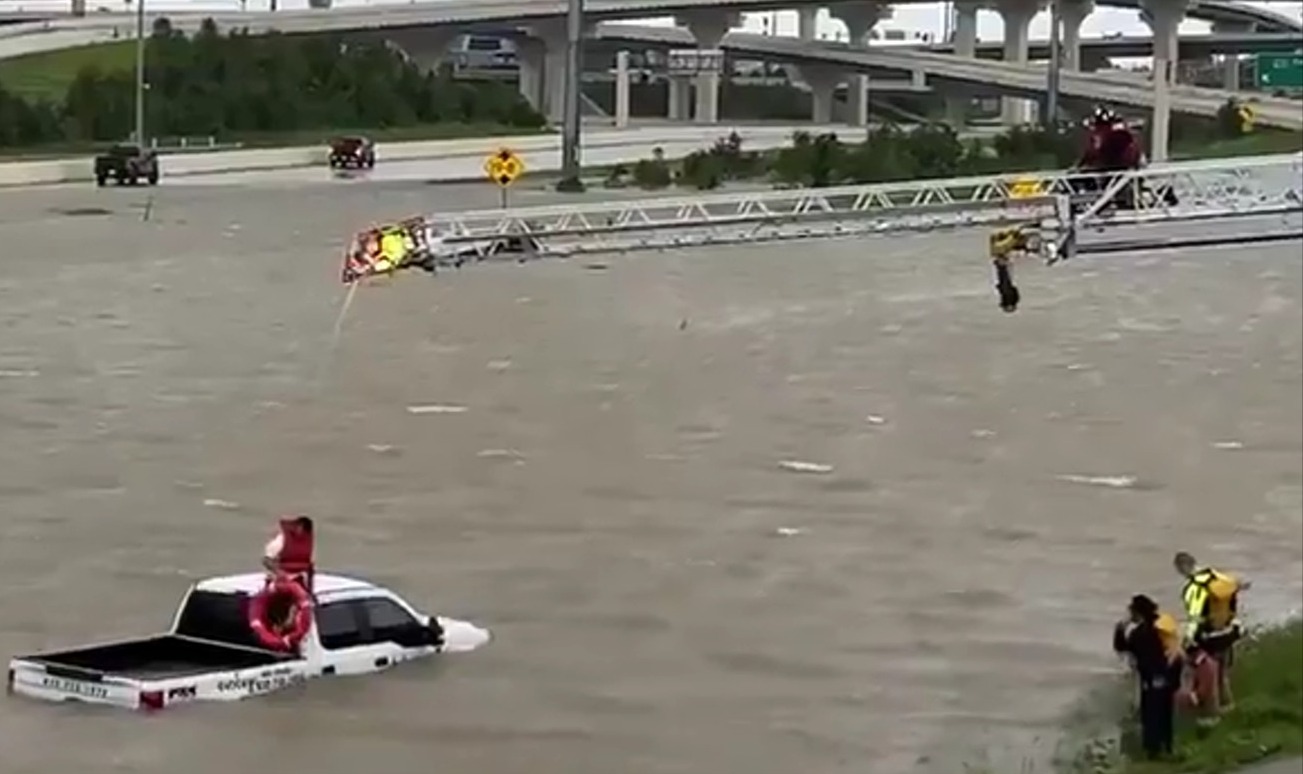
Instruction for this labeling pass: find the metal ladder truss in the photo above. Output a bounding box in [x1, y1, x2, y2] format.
[344, 172, 1082, 280]
[1045, 152, 1303, 264]
[985, 153, 1302, 313]
[423, 175, 1071, 262]
[342, 153, 1303, 282]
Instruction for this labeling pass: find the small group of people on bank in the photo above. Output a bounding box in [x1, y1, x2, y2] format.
[1113, 552, 1250, 759]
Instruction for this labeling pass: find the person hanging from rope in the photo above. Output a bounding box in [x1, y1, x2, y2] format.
[989, 227, 1036, 312]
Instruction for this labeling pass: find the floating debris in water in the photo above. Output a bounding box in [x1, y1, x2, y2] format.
[0, 369, 39, 378]
[476, 448, 524, 460]
[864, 415, 887, 425]
[487, 359, 512, 371]
[646, 453, 686, 462]
[406, 404, 468, 415]
[366, 444, 398, 455]
[1212, 441, 1245, 450]
[971, 429, 997, 439]
[774, 527, 806, 537]
[1056, 474, 1139, 489]
[778, 460, 834, 474]
[1065, 363, 1091, 371]
[202, 498, 240, 510]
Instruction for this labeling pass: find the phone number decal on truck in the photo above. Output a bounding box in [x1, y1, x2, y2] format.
[216, 671, 305, 695]
[41, 676, 109, 699]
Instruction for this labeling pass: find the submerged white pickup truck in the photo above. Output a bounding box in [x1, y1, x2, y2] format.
[6, 572, 490, 711]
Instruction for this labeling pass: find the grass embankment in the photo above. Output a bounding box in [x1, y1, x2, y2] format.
[0, 41, 135, 103]
[1062, 620, 1303, 774]
[1173, 131, 1303, 159]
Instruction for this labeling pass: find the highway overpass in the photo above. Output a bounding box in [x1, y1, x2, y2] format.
[0, 0, 1299, 36]
[1, 0, 1298, 151]
[3, 8, 1295, 130]
[719, 34, 1303, 129]
[592, 24, 1303, 59]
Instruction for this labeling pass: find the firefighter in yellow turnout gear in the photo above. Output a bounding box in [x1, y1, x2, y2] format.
[1173, 551, 1249, 716]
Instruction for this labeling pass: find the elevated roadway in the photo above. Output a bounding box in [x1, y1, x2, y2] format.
[592, 23, 1303, 59]
[0, 1, 1297, 133]
[0, 0, 1298, 37]
[725, 35, 1303, 128]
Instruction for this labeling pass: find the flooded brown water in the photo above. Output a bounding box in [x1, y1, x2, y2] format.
[1, 181, 1300, 773]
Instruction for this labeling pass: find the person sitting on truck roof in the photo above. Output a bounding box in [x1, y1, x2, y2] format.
[263, 516, 315, 591]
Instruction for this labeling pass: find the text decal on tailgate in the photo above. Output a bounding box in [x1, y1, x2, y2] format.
[41, 676, 109, 699]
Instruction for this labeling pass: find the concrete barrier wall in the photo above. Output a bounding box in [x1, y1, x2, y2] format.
[0, 127, 824, 189]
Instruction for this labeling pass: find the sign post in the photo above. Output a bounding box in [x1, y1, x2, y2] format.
[483, 147, 525, 208]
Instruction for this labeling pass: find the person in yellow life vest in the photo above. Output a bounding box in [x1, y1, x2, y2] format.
[1112, 594, 1183, 759]
[375, 227, 409, 275]
[1173, 551, 1250, 713]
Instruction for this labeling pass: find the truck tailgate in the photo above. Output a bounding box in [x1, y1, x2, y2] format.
[8, 659, 142, 709]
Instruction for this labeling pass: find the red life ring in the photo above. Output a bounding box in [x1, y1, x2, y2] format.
[248, 576, 314, 652]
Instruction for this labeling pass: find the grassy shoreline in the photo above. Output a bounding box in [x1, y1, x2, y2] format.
[1057, 620, 1303, 774]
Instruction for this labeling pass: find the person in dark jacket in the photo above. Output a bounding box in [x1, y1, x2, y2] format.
[1113, 594, 1184, 759]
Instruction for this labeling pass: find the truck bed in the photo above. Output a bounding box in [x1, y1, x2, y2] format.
[21, 635, 291, 681]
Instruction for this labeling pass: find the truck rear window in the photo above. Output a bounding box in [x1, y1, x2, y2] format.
[174, 590, 265, 650]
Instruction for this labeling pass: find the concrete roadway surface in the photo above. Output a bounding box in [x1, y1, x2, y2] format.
[0, 178, 1299, 774]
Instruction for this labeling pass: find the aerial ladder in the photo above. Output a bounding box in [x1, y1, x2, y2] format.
[341, 153, 1302, 312]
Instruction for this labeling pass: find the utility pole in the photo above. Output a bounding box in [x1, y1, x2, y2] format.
[133, 0, 146, 145]
[1046, 0, 1062, 128]
[555, 0, 585, 193]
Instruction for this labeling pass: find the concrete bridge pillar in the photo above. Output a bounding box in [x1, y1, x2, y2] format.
[995, 0, 1044, 126]
[1212, 20, 1251, 90]
[677, 10, 739, 125]
[799, 64, 843, 123]
[946, 2, 980, 127]
[519, 19, 589, 125]
[1140, 0, 1190, 162]
[71, 0, 86, 16]
[1060, 0, 1094, 70]
[807, 67, 839, 124]
[668, 77, 692, 120]
[828, 1, 891, 45]
[798, 7, 820, 41]
[516, 37, 547, 118]
[828, 2, 892, 126]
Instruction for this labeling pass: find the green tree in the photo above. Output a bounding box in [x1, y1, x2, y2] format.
[0, 16, 548, 148]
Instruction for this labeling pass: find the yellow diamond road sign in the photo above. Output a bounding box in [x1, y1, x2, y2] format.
[484, 148, 525, 188]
